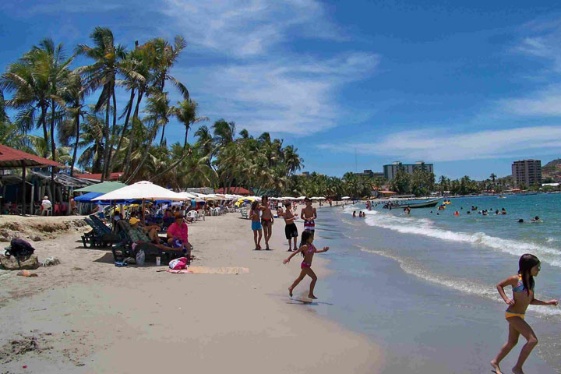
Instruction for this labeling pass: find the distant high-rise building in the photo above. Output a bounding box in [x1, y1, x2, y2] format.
[512, 159, 541, 187]
[383, 161, 433, 180]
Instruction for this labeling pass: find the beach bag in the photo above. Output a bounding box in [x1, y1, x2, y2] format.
[169, 257, 188, 270]
[5, 238, 35, 258]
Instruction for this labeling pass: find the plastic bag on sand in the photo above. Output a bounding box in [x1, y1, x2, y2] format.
[135, 249, 145, 266]
[169, 257, 188, 270]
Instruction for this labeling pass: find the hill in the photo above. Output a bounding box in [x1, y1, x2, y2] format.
[542, 159, 561, 182]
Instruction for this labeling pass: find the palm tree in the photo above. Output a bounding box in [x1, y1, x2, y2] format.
[1, 38, 73, 160]
[115, 45, 150, 167]
[148, 99, 208, 182]
[58, 71, 87, 176]
[126, 92, 173, 182]
[76, 27, 126, 180]
[77, 110, 106, 172]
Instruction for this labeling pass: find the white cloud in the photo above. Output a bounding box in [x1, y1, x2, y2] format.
[162, 0, 341, 57]
[160, 1, 378, 135]
[317, 126, 561, 162]
[177, 52, 380, 135]
[516, 17, 561, 71]
[499, 86, 561, 116]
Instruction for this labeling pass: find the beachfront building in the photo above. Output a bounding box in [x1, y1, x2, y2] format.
[383, 161, 434, 180]
[512, 159, 542, 188]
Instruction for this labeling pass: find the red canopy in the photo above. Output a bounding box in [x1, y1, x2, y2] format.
[0, 144, 62, 168]
[215, 187, 251, 195]
[74, 172, 123, 181]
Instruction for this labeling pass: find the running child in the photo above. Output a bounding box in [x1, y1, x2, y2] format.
[283, 230, 329, 299]
[250, 200, 263, 250]
[490, 254, 558, 374]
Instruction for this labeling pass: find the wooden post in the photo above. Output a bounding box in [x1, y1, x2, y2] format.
[21, 165, 26, 215]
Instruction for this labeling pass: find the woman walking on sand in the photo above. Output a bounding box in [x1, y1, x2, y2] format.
[250, 200, 263, 250]
[283, 231, 329, 299]
[260, 196, 274, 250]
[490, 254, 558, 374]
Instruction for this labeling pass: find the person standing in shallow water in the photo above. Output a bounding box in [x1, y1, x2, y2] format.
[283, 202, 298, 251]
[301, 197, 317, 233]
[260, 196, 274, 250]
[490, 254, 558, 374]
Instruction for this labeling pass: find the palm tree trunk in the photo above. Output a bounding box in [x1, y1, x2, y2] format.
[125, 121, 159, 183]
[70, 112, 80, 177]
[105, 87, 119, 177]
[115, 88, 136, 160]
[123, 91, 144, 177]
[39, 106, 49, 158]
[49, 98, 57, 198]
[159, 124, 166, 146]
[101, 99, 111, 182]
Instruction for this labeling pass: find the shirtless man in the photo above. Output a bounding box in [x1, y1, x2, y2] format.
[260, 196, 274, 250]
[301, 197, 317, 232]
[283, 202, 299, 251]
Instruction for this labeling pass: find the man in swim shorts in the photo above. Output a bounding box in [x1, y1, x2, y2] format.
[301, 197, 317, 232]
[283, 202, 298, 251]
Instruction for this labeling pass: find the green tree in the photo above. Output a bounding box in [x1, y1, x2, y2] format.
[76, 27, 126, 180]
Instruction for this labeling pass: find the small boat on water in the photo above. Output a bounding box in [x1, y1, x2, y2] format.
[383, 199, 440, 209]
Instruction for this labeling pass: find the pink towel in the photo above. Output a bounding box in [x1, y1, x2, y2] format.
[166, 269, 192, 274]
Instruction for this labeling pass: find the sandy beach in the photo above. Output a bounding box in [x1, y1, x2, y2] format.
[0, 209, 383, 374]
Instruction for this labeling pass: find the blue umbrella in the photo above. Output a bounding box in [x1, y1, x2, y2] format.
[75, 192, 104, 202]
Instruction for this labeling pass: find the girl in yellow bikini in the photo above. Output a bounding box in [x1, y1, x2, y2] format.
[490, 254, 558, 374]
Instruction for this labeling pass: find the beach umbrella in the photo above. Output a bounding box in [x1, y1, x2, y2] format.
[75, 191, 104, 202]
[341, 196, 350, 200]
[178, 191, 198, 199]
[75, 181, 128, 193]
[92, 181, 184, 201]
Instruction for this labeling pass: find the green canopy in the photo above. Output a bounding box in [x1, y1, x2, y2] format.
[75, 181, 128, 193]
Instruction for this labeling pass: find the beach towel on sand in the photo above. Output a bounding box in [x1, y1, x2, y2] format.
[163, 266, 250, 274]
[166, 269, 192, 274]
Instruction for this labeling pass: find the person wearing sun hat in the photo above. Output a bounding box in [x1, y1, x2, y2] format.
[128, 212, 161, 243]
[167, 212, 192, 260]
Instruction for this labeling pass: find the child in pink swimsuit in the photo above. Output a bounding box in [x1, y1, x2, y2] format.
[283, 230, 329, 299]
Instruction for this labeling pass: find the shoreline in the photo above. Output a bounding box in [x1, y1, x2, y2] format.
[0, 210, 384, 373]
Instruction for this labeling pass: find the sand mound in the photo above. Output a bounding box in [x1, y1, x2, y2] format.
[0, 216, 88, 242]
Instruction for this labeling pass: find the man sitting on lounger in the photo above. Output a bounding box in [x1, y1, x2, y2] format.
[128, 218, 169, 249]
[129, 214, 161, 244]
[167, 213, 193, 259]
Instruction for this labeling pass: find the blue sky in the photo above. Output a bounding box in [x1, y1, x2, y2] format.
[1, 0, 561, 180]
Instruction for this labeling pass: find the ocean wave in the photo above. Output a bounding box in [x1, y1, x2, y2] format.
[359, 246, 561, 318]
[363, 214, 561, 268]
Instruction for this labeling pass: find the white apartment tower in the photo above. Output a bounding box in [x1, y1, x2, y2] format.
[512, 159, 541, 187]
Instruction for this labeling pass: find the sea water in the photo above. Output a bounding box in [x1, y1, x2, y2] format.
[311, 194, 561, 373]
